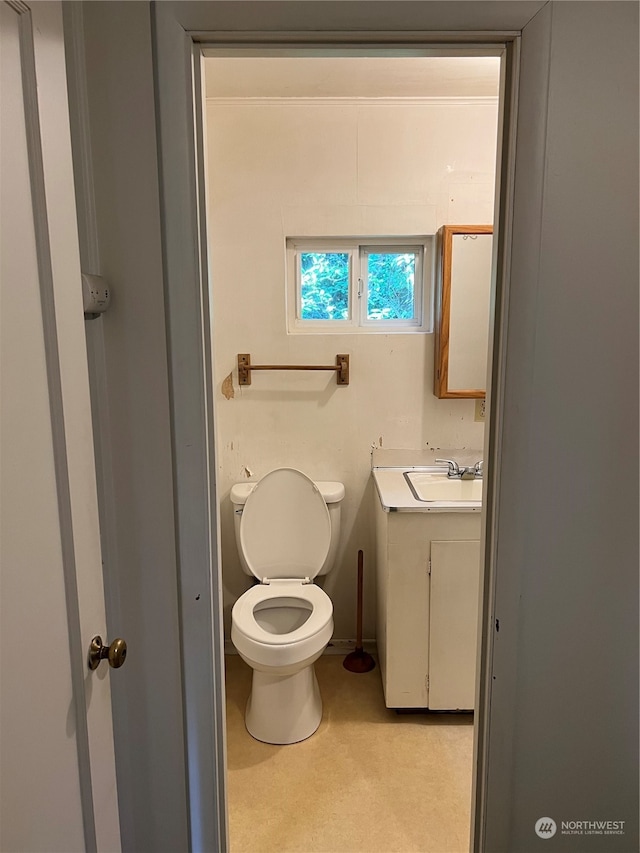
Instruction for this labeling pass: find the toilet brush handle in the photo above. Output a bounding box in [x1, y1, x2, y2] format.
[356, 550, 364, 651]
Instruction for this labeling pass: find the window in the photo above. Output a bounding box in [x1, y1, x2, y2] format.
[287, 238, 432, 333]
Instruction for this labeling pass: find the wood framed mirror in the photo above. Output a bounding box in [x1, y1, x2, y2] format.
[434, 225, 493, 399]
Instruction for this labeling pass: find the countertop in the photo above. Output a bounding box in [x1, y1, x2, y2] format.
[372, 466, 483, 513]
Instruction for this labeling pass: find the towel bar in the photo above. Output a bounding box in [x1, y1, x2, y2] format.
[237, 353, 349, 386]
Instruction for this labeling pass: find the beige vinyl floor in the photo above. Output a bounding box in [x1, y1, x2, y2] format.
[225, 653, 474, 853]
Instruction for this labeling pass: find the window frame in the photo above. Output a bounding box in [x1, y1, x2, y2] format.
[286, 236, 432, 334]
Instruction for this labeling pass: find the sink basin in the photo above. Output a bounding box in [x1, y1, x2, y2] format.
[404, 471, 482, 503]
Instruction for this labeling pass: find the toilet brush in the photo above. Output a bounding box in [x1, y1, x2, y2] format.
[343, 550, 375, 673]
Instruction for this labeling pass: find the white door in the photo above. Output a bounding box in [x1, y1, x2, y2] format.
[429, 540, 481, 710]
[0, 2, 120, 850]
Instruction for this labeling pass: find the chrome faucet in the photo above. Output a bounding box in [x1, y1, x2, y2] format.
[436, 458, 483, 480]
[435, 458, 460, 478]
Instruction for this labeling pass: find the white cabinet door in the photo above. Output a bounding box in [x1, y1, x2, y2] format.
[1, 3, 120, 849]
[428, 540, 481, 710]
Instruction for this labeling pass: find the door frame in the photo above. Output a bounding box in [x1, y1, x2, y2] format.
[150, 4, 546, 851]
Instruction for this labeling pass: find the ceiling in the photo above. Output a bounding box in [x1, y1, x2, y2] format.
[204, 57, 501, 99]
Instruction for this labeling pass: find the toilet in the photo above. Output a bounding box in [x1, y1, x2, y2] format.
[230, 468, 345, 744]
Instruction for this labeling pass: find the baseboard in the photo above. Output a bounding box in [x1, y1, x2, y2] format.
[224, 638, 377, 657]
[324, 638, 377, 656]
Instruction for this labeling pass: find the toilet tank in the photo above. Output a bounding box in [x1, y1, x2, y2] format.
[231, 479, 345, 577]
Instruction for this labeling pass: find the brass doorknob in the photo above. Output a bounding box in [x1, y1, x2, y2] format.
[88, 636, 127, 670]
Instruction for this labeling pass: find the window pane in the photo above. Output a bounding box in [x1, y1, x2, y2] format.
[366, 253, 416, 320]
[299, 252, 350, 320]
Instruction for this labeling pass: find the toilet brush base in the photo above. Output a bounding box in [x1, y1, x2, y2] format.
[245, 663, 322, 744]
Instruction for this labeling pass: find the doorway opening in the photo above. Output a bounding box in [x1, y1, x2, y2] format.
[202, 46, 506, 852]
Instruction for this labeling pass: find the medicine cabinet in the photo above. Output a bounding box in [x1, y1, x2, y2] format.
[434, 225, 493, 399]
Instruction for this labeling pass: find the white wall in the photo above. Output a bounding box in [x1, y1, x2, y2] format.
[206, 96, 498, 638]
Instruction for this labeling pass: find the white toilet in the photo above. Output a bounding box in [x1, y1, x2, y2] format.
[230, 468, 345, 744]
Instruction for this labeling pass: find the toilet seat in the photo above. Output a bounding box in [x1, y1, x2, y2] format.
[232, 581, 332, 646]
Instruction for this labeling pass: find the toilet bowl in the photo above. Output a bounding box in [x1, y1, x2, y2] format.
[230, 468, 344, 744]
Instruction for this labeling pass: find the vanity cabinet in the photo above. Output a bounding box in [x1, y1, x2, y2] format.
[374, 499, 481, 710]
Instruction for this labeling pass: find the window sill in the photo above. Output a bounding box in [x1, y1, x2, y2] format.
[287, 326, 432, 335]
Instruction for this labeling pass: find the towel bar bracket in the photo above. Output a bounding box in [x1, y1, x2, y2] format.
[237, 353, 350, 386]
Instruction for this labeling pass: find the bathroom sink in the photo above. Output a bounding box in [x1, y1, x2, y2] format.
[404, 471, 482, 503]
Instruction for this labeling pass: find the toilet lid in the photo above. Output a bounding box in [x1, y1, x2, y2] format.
[240, 468, 331, 580]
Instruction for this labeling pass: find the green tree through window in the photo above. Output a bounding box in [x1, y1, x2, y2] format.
[300, 252, 350, 320]
[366, 253, 415, 320]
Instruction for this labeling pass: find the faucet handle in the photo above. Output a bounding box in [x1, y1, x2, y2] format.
[474, 460, 484, 477]
[435, 458, 460, 476]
